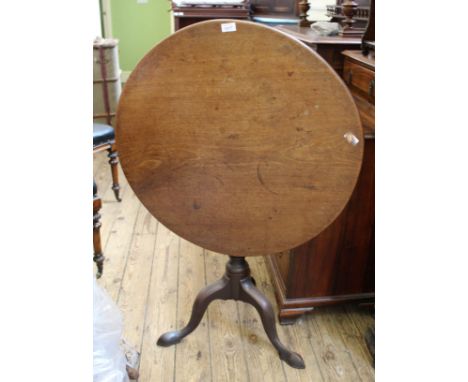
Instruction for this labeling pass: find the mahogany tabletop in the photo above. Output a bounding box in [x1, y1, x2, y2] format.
[116, 20, 363, 257]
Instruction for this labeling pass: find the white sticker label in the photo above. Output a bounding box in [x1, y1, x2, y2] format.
[221, 23, 236, 33]
[344, 132, 359, 146]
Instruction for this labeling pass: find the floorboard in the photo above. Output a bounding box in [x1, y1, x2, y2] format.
[174, 240, 212, 382]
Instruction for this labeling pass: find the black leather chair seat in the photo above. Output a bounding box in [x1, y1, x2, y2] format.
[93, 123, 115, 147]
[93, 122, 121, 202]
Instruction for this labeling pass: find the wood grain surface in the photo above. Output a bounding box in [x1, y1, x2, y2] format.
[116, 19, 363, 257]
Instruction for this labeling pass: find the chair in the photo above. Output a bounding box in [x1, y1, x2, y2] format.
[93, 123, 122, 202]
[93, 180, 105, 278]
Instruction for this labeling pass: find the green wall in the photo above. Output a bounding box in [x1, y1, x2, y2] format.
[110, 0, 171, 72]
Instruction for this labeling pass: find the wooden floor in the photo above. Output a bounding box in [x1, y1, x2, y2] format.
[94, 153, 375, 382]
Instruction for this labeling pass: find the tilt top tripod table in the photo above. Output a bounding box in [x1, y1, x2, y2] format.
[115, 20, 363, 369]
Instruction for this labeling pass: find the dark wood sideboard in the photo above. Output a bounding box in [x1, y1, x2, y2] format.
[172, 4, 251, 31]
[275, 25, 362, 75]
[172, 0, 301, 31]
[267, 43, 375, 324]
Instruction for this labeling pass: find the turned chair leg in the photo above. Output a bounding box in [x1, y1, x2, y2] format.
[107, 144, 122, 202]
[93, 189, 105, 278]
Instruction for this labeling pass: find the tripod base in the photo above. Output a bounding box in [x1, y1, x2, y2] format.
[157, 256, 305, 369]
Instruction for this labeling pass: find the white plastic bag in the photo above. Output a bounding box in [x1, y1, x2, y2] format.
[93, 278, 129, 382]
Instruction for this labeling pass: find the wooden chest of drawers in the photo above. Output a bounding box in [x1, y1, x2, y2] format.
[266, 50, 375, 324]
[342, 50, 375, 135]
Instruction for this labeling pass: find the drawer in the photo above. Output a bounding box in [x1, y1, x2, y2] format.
[343, 59, 375, 104]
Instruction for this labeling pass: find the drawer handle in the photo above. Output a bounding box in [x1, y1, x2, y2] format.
[346, 70, 353, 85]
[368, 79, 375, 98]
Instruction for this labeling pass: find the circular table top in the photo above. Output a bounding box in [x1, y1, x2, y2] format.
[116, 20, 363, 257]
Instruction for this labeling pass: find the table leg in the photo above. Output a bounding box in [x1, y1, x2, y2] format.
[157, 256, 305, 369]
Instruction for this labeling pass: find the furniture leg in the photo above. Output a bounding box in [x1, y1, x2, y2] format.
[157, 256, 305, 369]
[157, 276, 230, 346]
[279, 311, 308, 325]
[365, 324, 375, 367]
[239, 277, 305, 368]
[107, 145, 122, 202]
[93, 191, 105, 278]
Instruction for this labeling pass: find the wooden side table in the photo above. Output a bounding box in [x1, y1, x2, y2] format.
[267, 49, 375, 324]
[116, 20, 364, 369]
